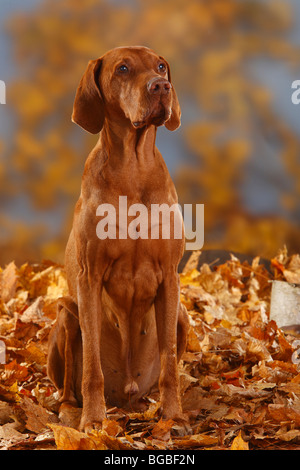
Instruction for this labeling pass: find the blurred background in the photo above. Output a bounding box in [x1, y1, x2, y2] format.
[0, 0, 300, 266]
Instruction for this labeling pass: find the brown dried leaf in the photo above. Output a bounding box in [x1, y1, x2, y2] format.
[0, 262, 19, 303]
[58, 402, 81, 429]
[275, 429, 300, 442]
[268, 404, 300, 426]
[21, 396, 52, 433]
[283, 254, 300, 283]
[151, 418, 174, 441]
[0, 401, 13, 425]
[13, 318, 40, 341]
[0, 422, 28, 449]
[175, 433, 218, 448]
[102, 418, 123, 437]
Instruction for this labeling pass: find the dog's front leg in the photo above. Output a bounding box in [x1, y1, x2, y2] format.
[155, 272, 185, 422]
[77, 267, 106, 433]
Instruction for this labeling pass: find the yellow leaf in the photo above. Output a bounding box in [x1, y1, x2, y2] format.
[50, 424, 103, 450]
[187, 328, 201, 353]
[29, 266, 67, 299]
[0, 381, 21, 403]
[230, 431, 249, 450]
[180, 269, 201, 287]
[49, 424, 134, 450]
[18, 343, 47, 366]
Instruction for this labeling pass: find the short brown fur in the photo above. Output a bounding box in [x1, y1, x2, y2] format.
[47, 46, 189, 433]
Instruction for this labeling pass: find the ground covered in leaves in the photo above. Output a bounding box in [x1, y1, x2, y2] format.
[1, 249, 300, 450]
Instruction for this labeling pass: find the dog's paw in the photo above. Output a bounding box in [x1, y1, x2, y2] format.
[80, 411, 106, 434]
[159, 406, 192, 435]
[160, 400, 183, 421]
[162, 410, 187, 425]
[80, 402, 106, 434]
[171, 414, 192, 436]
[82, 421, 103, 434]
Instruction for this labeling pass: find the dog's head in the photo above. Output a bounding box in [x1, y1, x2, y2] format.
[72, 46, 181, 134]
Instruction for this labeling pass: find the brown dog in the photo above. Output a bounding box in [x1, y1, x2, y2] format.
[47, 46, 189, 433]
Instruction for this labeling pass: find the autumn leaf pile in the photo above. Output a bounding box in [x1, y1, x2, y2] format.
[1, 250, 300, 450]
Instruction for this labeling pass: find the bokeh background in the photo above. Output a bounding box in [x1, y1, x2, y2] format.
[1, 0, 300, 266]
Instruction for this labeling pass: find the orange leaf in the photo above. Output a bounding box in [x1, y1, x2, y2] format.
[4, 359, 30, 385]
[50, 424, 133, 450]
[102, 418, 123, 437]
[0, 262, 19, 302]
[230, 431, 249, 450]
[175, 433, 218, 448]
[271, 258, 285, 274]
[50, 424, 101, 450]
[151, 418, 174, 441]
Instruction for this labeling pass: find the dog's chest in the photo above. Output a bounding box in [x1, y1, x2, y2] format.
[103, 251, 162, 312]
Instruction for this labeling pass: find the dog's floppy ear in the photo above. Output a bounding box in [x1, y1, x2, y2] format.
[72, 58, 104, 134]
[162, 58, 181, 131]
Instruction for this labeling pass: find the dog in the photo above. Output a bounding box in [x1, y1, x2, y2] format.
[47, 46, 189, 433]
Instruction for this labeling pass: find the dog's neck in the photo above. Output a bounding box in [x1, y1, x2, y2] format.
[99, 119, 157, 166]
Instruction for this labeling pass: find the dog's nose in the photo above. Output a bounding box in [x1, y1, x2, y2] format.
[147, 77, 171, 95]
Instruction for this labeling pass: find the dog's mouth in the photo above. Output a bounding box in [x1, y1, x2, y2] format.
[132, 102, 171, 129]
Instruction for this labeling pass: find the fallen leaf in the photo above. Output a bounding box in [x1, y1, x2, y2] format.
[1, 251, 300, 449]
[175, 433, 218, 448]
[20, 296, 45, 323]
[230, 431, 249, 450]
[268, 404, 300, 426]
[57, 402, 81, 429]
[50, 424, 134, 450]
[0, 262, 19, 303]
[18, 342, 47, 366]
[0, 382, 20, 403]
[151, 418, 174, 441]
[0, 422, 28, 449]
[3, 360, 29, 385]
[50, 424, 101, 450]
[13, 318, 40, 341]
[275, 429, 300, 442]
[102, 418, 123, 437]
[0, 401, 15, 426]
[21, 396, 53, 433]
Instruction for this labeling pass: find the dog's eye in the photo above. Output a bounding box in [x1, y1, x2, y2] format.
[117, 64, 129, 73]
[158, 63, 166, 73]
